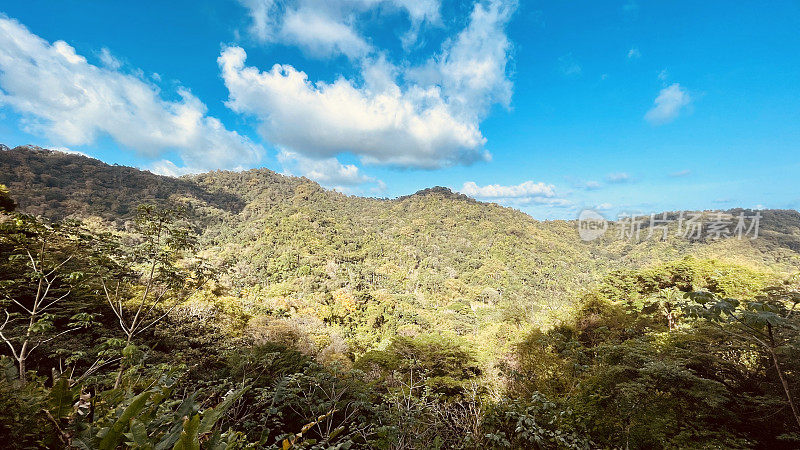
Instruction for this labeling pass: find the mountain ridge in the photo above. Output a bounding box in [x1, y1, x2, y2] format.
[4, 144, 798, 223]
[2, 145, 799, 325]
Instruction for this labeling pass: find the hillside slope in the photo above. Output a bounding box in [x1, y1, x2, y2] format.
[2, 145, 799, 340]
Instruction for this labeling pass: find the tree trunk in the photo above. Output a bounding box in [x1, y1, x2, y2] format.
[770, 347, 800, 429]
[113, 333, 133, 389]
[18, 357, 26, 383]
[113, 363, 124, 390]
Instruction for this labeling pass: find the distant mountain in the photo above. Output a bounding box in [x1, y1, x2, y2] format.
[2, 145, 799, 327]
[398, 186, 477, 202]
[0, 145, 247, 220]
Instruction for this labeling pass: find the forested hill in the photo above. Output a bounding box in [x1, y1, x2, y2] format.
[0, 144, 249, 219]
[2, 144, 800, 325]
[5, 145, 800, 447]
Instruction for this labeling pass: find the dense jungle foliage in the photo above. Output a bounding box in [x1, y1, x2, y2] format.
[1, 146, 800, 448]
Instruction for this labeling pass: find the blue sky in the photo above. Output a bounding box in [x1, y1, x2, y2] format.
[0, 0, 798, 219]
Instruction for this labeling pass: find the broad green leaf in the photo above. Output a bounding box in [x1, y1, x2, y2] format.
[172, 415, 200, 450]
[124, 419, 151, 448]
[99, 391, 153, 450]
[48, 376, 76, 420]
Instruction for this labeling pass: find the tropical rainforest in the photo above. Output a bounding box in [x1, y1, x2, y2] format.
[1, 145, 800, 449]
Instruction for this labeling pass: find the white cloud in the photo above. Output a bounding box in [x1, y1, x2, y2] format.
[583, 180, 602, 190]
[386, 0, 440, 24]
[0, 16, 263, 173]
[240, 0, 277, 41]
[219, 48, 487, 169]
[281, 7, 371, 59]
[51, 147, 88, 158]
[459, 180, 570, 207]
[222, 0, 515, 169]
[98, 47, 122, 70]
[627, 47, 641, 59]
[277, 149, 382, 189]
[239, 0, 440, 59]
[150, 160, 202, 177]
[461, 180, 556, 198]
[606, 172, 631, 183]
[52, 40, 85, 64]
[566, 176, 603, 190]
[645, 83, 691, 125]
[669, 169, 691, 177]
[408, 0, 515, 120]
[395, 0, 441, 50]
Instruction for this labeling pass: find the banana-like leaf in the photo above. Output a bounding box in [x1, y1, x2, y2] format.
[99, 391, 153, 450]
[155, 393, 200, 450]
[173, 415, 201, 450]
[124, 418, 151, 448]
[48, 376, 76, 420]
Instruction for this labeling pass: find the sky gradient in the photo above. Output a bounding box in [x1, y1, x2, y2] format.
[1, 0, 798, 219]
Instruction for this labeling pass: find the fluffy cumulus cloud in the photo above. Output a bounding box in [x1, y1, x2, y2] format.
[277, 149, 383, 191]
[461, 180, 555, 198]
[284, 8, 370, 58]
[240, 0, 440, 59]
[645, 83, 691, 125]
[0, 16, 263, 173]
[219, 47, 488, 169]
[223, 0, 516, 170]
[459, 180, 570, 207]
[407, 0, 515, 119]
